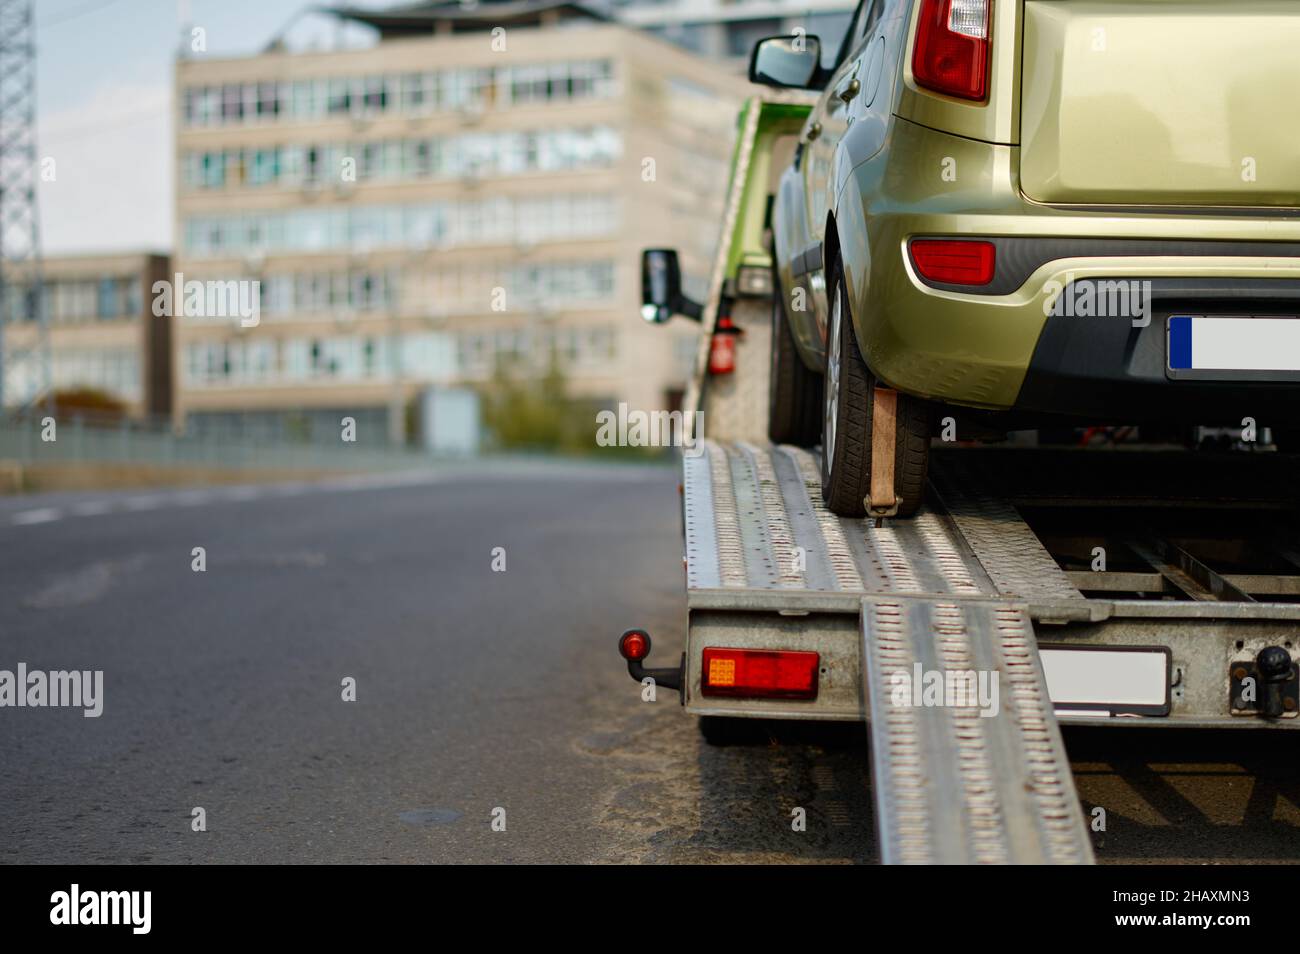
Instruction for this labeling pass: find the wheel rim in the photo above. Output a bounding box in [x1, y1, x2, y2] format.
[823, 285, 842, 475]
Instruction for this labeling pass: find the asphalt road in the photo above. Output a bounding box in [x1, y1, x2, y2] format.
[2, 459, 1299, 864]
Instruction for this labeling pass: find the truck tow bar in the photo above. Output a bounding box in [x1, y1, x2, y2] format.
[617, 629, 684, 695]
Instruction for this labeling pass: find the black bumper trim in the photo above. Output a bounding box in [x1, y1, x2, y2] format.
[1015, 278, 1300, 422]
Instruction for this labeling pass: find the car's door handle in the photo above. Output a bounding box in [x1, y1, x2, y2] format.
[805, 121, 822, 143]
[837, 78, 861, 103]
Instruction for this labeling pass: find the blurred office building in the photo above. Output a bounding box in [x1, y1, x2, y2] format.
[1, 251, 173, 418]
[612, 0, 856, 64]
[173, 0, 753, 447]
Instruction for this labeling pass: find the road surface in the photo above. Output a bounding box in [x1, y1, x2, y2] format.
[1, 459, 1298, 863]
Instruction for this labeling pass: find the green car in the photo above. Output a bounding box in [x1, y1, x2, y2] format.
[753, 0, 1300, 517]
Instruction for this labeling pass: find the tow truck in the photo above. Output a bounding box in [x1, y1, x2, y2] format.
[618, 94, 1300, 865]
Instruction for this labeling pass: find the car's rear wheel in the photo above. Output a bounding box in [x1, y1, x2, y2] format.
[820, 260, 930, 517]
[768, 275, 823, 446]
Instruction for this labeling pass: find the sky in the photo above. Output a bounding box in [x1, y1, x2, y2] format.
[36, 0, 385, 255]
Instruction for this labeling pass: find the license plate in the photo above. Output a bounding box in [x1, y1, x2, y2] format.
[1168, 314, 1300, 377]
[1039, 646, 1170, 717]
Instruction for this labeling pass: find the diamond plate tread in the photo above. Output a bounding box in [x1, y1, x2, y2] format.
[702, 442, 747, 587]
[682, 447, 722, 589]
[930, 457, 1085, 603]
[684, 440, 998, 599]
[862, 596, 1095, 865]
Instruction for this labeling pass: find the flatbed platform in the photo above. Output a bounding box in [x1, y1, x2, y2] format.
[674, 439, 1300, 861]
[683, 440, 1300, 725]
[683, 441, 1087, 613]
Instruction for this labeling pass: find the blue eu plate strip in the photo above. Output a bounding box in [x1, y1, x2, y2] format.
[1168, 315, 1192, 370]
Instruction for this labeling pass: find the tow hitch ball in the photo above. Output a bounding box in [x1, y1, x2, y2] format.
[1230, 645, 1298, 718]
[617, 629, 684, 695]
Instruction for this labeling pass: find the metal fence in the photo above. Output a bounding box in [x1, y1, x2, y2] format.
[0, 411, 438, 473]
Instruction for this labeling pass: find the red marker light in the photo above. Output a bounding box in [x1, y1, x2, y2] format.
[619, 630, 651, 661]
[709, 315, 739, 375]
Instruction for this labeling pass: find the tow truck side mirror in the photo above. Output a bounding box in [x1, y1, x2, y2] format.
[641, 248, 702, 324]
[749, 35, 823, 90]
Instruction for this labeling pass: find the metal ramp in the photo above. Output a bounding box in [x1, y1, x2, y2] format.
[683, 439, 1096, 864]
[862, 596, 1092, 864]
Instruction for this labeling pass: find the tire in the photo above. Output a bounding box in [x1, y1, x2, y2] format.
[820, 259, 930, 518]
[768, 275, 823, 446]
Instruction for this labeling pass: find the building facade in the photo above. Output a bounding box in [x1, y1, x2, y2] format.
[613, 0, 856, 64]
[173, 2, 749, 446]
[2, 251, 173, 418]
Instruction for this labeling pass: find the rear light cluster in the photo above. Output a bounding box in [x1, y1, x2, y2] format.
[909, 239, 996, 286]
[913, 0, 992, 101]
[700, 647, 820, 700]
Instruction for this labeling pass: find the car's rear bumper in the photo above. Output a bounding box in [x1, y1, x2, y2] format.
[837, 117, 1300, 416]
[879, 242, 1300, 420]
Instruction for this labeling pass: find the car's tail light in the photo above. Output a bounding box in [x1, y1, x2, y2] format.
[912, 0, 991, 101]
[700, 648, 820, 699]
[909, 239, 995, 285]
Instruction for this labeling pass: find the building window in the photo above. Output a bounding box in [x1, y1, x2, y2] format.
[97, 278, 119, 320]
[221, 84, 244, 122]
[183, 196, 616, 257]
[290, 80, 319, 119]
[250, 149, 277, 186]
[361, 75, 387, 113]
[256, 82, 281, 119]
[327, 78, 352, 115]
[179, 58, 618, 127]
[400, 73, 431, 112]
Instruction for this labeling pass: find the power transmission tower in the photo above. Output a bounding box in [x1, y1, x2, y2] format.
[0, 0, 47, 413]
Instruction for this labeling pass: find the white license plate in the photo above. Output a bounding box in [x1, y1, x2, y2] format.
[1168, 314, 1300, 373]
[1039, 647, 1170, 717]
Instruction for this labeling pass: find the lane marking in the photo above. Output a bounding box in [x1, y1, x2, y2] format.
[222, 487, 263, 501]
[5, 465, 671, 527]
[171, 490, 214, 506]
[13, 508, 61, 525]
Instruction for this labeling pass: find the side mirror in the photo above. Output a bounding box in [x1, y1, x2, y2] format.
[641, 248, 701, 324]
[749, 35, 823, 89]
